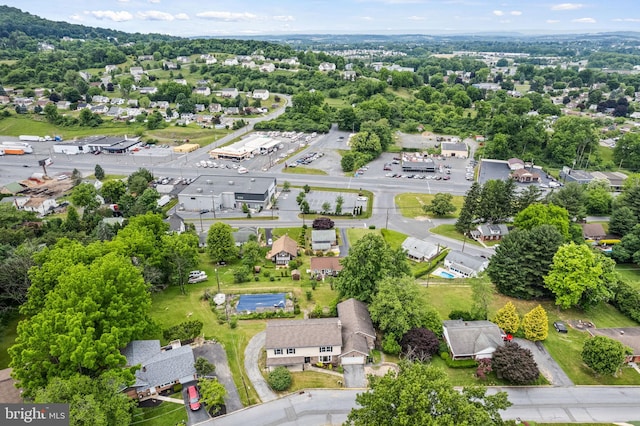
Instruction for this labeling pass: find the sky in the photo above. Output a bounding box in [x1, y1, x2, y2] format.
[4, 1, 640, 37]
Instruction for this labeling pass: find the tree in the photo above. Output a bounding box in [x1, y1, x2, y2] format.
[582, 335, 628, 376]
[455, 182, 481, 234]
[514, 203, 570, 241]
[487, 225, 564, 299]
[400, 328, 439, 361]
[335, 233, 410, 303]
[62, 205, 82, 232]
[303, 184, 311, 193]
[206, 222, 238, 264]
[94, 164, 105, 181]
[423, 192, 456, 216]
[163, 232, 199, 295]
[345, 362, 511, 426]
[547, 182, 587, 222]
[522, 305, 549, 341]
[613, 132, 640, 171]
[194, 357, 215, 377]
[163, 320, 203, 342]
[44, 103, 60, 124]
[470, 279, 493, 320]
[321, 201, 331, 213]
[335, 195, 344, 215]
[267, 366, 292, 391]
[544, 243, 618, 309]
[198, 378, 226, 414]
[241, 240, 261, 269]
[0, 242, 36, 312]
[127, 168, 153, 195]
[369, 276, 442, 346]
[312, 217, 334, 230]
[10, 250, 152, 397]
[612, 224, 640, 264]
[34, 372, 136, 426]
[100, 179, 126, 204]
[282, 181, 291, 192]
[70, 183, 99, 210]
[585, 179, 612, 215]
[492, 342, 540, 384]
[493, 301, 520, 334]
[350, 131, 382, 157]
[609, 206, 638, 237]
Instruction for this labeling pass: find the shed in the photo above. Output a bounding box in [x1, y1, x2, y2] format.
[291, 269, 301, 281]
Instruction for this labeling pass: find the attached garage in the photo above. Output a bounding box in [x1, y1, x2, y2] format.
[340, 355, 366, 365]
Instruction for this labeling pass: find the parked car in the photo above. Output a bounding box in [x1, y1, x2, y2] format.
[187, 385, 201, 411]
[553, 321, 568, 333]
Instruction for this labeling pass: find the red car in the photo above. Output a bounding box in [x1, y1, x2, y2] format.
[187, 385, 201, 411]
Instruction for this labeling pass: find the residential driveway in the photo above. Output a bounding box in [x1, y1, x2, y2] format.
[339, 228, 349, 257]
[182, 380, 211, 425]
[244, 331, 277, 402]
[513, 337, 573, 387]
[193, 342, 243, 412]
[342, 364, 366, 388]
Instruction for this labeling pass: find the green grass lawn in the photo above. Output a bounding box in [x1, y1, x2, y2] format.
[131, 393, 187, 426]
[346, 228, 380, 244]
[288, 371, 344, 392]
[282, 167, 327, 175]
[0, 314, 20, 369]
[395, 193, 464, 219]
[616, 264, 640, 289]
[380, 228, 408, 250]
[428, 224, 482, 247]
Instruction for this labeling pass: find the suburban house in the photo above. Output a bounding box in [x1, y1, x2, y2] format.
[139, 87, 158, 95]
[441, 142, 468, 158]
[129, 67, 145, 77]
[2, 196, 58, 216]
[252, 89, 270, 100]
[582, 223, 606, 241]
[232, 226, 259, 246]
[165, 214, 186, 234]
[337, 298, 376, 365]
[442, 320, 505, 360]
[259, 63, 276, 73]
[473, 224, 509, 241]
[311, 229, 338, 252]
[309, 257, 343, 279]
[223, 58, 239, 66]
[265, 298, 375, 371]
[444, 250, 488, 278]
[510, 168, 541, 183]
[194, 87, 211, 96]
[318, 62, 336, 72]
[121, 340, 196, 399]
[266, 235, 298, 266]
[401, 237, 439, 262]
[221, 88, 239, 98]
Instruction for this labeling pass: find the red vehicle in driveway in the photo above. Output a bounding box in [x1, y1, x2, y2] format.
[187, 385, 201, 411]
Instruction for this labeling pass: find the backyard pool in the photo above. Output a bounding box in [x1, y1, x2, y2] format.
[432, 268, 456, 279]
[236, 293, 286, 313]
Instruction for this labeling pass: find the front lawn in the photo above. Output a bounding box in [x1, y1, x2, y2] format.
[282, 167, 327, 175]
[395, 193, 464, 219]
[429, 224, 482, 247]
[131, 393, 187, 426]
[288, 371, 344, 392]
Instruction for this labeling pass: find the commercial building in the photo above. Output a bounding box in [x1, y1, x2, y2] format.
[209, 135, 282, 161]
[177, 175, 276, 212]
[401, 153, 436, 172]
[53, 135, 141, 154]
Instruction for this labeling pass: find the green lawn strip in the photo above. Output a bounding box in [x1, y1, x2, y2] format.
[345, 228, 380, 245]
[616, 264, 640, 289]
[429, 224, 483, 247]
[131, 392, 187, 426]
[395, 193, 464, 219]
[380, 228, 408, 250]
[282, 167, 327, 175]
[287, 371, 343, 391]
[0, 314, 20, 369]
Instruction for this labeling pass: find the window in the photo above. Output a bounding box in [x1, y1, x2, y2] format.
[274, 349, 283, 355]
[320, 355, 332, 363]
[319, 346, 333, 353]
[286, 348, 296, 355]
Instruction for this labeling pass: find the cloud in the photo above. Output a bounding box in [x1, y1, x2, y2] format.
[493, 10, 504, 16]
[360, 16, 374, 21]
[272, 15, 294, 21]
[69, 14, 83, 21]
[510, 11, 522, 16]
[175, 13, 189, 20]
[196, 11, 258, 22]
[612, 18, 640, 22]
[546, 19, 560, 23]
[572, 17, 595, 23]
[117, 0, 130, 3]
[137, 10, 176, 21]
[551, 3, 584, 11]
[407, 16, 425, 21]
[85, 10, 134, 22]
[148, 0, 160, 3]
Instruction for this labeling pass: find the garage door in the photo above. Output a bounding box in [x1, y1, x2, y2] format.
[341, 356, 365, 365]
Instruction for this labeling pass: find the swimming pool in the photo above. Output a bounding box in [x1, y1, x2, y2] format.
[437, 271, 456, 279]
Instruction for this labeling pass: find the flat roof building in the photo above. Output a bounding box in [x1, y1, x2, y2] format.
[177, 175, 276, 212]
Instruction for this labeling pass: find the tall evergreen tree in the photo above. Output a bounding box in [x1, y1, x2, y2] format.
[455, 182, 481, 234]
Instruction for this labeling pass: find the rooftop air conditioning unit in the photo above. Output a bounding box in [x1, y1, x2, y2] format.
[206, 179, 212, 185]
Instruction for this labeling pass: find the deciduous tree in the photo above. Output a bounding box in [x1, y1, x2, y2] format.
[194, 357, 215, 377]
[198, 378, 227, 413]
[162, 232, 199, 294]
[582, 335, 628, 376]
[492, 342, 540, 384]
[522, 305, 549, 341]
[513, 203, 570, 241]
[423, 192, 456, 216]
[206, 222, 237, 264]
[70, 182, 99, 210]
[400, 328, 439, 361]
[345, 362, 511, 426]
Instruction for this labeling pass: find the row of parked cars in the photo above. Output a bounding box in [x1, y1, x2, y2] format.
[385, 173, 451, 180]
[153, 176, 195, 186]
[293, 151, 324, 166]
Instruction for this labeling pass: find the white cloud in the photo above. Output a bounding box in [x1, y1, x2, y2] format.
[85, 10, 134, 22]
[272, 15, 294, 21]
[148, 0, 160, 3]
[551, 3, 584, 11]
[360, 16, 374, 21]
[175, 13, 189, 20]
[407, 16, 425, 21]
[69, 14, 83, 21]
[612, 18, 640, 22]
[572, 17, 596, 23]
[137, 11, 176, 21]
[510, 11, 522, 16]
[546, 19, 560, 23]
[117, 0, 130, 3]
[196, 11, 258, 22]
[493, 10, 504, 16]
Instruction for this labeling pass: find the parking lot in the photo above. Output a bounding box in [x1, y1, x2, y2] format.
[278, 188, 367, 216]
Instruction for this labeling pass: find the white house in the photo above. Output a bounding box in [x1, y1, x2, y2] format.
[318, 62, 336, 72]
[221, 88, 239, 98]
[252, 89, 270, 100]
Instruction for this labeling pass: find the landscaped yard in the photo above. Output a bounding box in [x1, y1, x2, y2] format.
[395, 193, 464, 219]
[131, 393, 187, 426]
[288, 370, 344, 392]
[429, 224, 482, 247]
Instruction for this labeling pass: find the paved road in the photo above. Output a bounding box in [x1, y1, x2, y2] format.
[244, 331, 277, 403]
[193, 342, 243, 412]
[198, 387, 640, 426]
[513, 337, 573, 387]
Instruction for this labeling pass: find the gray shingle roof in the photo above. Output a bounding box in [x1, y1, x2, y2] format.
[401, 237, 438, 260]
[311, 229, 336, 243]
[265, 318, 342, 349]
[337, 298, 375, 357]
[445, 250, 487, 275]
[132, 345, 195, 391]
[443, 320, 503, 358]
[122, 340, 161, 367]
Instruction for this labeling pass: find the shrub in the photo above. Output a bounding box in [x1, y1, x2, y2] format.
[267, 367, 292, 391]
[194, 356, 215, 376]
[229, 316, 238, 329]
[448, 310, 475, 321]
[382, 333, 401, 355]
[311, 281, 317, 290]
[400, 328, 439, 361]
[163, 320, 203, 342]
[492, 341, 540, 384]
[440, 352, 479, 368]
[369, 225, 376, 229]
[305, 290, 313, 301]
[476, 358, 492, 380]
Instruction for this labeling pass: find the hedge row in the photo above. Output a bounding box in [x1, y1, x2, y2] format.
[612, 281, 640, 323]
[440, 352, 479, 368]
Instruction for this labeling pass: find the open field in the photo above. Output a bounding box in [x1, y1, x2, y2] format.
[395, 193, 464, 219]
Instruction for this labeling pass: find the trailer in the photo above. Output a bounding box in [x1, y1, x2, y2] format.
[2, 142, 33, 153]
[3, 148, 25, 155]
[19, 135, 42, 142]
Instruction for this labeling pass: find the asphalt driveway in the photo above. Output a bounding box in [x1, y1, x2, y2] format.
[182, 380, 210, 425]
[513, 337, 573, 387]
[244, 331, 277, 402]
[342, 364, 366, 388]
[193, 342, 243, 412]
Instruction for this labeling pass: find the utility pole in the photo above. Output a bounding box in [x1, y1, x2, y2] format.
[215, 268, 220, 294]
[385, 208, 389, 229]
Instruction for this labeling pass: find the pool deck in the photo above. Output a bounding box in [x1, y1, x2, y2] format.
[431, 267, 462, 279]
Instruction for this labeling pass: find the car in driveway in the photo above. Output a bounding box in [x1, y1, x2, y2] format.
[187, 385, 201, 411]
[553, 321, 568, 333]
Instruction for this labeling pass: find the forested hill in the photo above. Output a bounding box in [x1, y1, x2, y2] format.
[0, 5, 177, 46]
